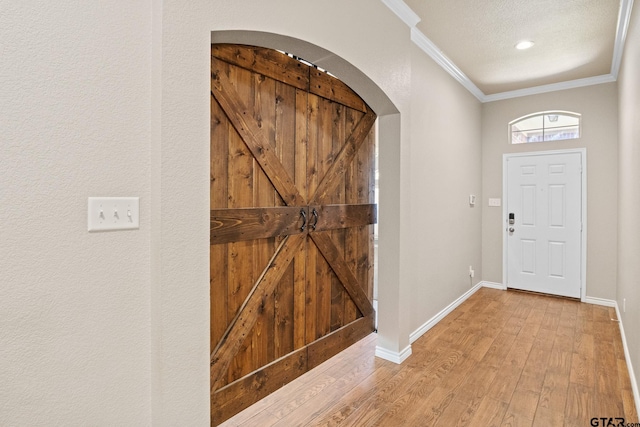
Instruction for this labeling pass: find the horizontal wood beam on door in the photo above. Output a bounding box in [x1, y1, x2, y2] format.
[309, 68, 368, 113]
[212, 44, 310, 91]
[307, 314, 374, 370]
[309, 204, 377, 232]
[211, 206, 307, 244]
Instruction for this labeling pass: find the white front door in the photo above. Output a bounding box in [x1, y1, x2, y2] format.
[505, 151, 583, 298]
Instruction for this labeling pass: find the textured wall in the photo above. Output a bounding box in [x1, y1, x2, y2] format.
[408, 44, 483, 333]
[481, 84, 619, 300]
[0, 2, 152, 425]
[617, 3, 640, 395]
[158, 0, 482, 422]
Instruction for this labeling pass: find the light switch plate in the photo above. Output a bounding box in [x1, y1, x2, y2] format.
[488, 198, 502, 207]
[88, 197, 139, 231]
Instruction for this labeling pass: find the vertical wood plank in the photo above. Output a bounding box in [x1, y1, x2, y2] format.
[305, 238, 318, 344]
[251, 71, 277, 372]
[210, 90, 230, 349]
[295, 89, 309, 202]
[275, 264, 295, 359]
[316, 250, 333, 338]
[365, 127, 376, 302]
[316, 97, 334, 338]
[274, 80, 297, 359]
[305, 94, 320, 344]
[226, 64, 256, 383]
[330, 102, 346, 331]
[293, 89, 308, 349]
[330, 278, 344, 332]
[346, 107, 363, 322]
[293, 242, 306, 349]
[210, 69, 230, 211]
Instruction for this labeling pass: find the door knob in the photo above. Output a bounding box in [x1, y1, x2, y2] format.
[509, 227, 515, 233]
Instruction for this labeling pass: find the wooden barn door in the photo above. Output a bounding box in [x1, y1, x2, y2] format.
[210, 44, 377, 425]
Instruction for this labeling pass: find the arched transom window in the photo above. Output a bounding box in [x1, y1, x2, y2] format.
[509, 111, 581, 144]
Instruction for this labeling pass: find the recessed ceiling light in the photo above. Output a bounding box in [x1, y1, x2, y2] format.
[515, 40, 535, 50]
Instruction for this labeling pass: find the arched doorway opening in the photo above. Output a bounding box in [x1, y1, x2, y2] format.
[209, 31, 403, 425]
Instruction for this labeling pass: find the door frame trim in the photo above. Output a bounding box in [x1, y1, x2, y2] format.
[502, 148, 587, 301]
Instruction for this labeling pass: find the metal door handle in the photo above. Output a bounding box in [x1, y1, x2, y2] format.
[310, 208, 318, 230]
[300, 209, 307, 231]
[509, 227, 515, 233]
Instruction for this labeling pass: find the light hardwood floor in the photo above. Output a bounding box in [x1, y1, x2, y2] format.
[219, 288, 638, 426]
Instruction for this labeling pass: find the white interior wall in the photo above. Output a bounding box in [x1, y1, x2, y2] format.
[481, 83, 619, 301]
[617, 2, 640, 393]
[408, 44, 483, 333]
[0, 2, 153, 425]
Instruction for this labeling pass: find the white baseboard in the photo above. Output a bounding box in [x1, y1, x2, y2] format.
[409, 282, 484, 344]
[582, 296, 617, 307]
[375, 344, 412, 364]
[615, 303, 640, 416]
[481, 281, 507, 290]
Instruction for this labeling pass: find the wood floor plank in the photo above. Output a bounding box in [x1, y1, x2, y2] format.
[487, 365, 522, 404]
[219, 288, 637, 426]
[454, 363, 499, 410]
[482, 331, 518, 368]
[404, 386, 456, 426]
[622, 388, 639, 422]
[434, 399, 476, 427]
[565, 383, 595, 424]
[310, 364, 400, 427]
[337, 368, 414, 427]
[532, 407, 564, 427]
[501, 411, 533, 427]
[538, 371, 570, 414]
[546, 347, 573, 375]
[569, 352, 595, 387]
[469, 396, 509, 427]
[506, 388, 539, 420]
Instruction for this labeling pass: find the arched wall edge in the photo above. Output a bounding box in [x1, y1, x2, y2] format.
[209, 30, 408, 362]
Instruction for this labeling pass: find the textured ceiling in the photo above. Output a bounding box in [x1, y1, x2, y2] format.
[404, 0, 619, 95]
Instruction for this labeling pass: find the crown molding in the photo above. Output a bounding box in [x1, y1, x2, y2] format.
[381, 0, 632, 103]
[483, 74, 617, 102]
[380, 0, 420, 27]
[410, 28, 486, 101]
[611, 0, 635, 77]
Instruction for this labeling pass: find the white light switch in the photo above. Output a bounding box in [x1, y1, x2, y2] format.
[488, 198, 502, 207]
[88, 197, 139, 231]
